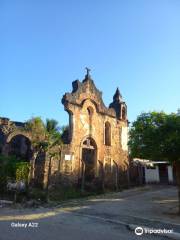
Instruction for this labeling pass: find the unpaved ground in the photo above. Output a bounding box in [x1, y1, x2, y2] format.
[0, 185, 179, 240]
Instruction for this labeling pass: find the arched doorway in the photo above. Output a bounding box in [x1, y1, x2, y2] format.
[81, 137, 97, 184]
[8, 134, 32, 161]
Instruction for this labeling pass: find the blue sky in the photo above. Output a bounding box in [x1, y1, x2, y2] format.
[0, 0, 180, 126]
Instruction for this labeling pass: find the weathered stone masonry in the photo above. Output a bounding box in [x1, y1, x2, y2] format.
[58, 70, 129, 188]
[0, 70, 129, 189]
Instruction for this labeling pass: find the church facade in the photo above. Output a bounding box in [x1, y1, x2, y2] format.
[0, 70, 129, 190]
[58, 70, 129, 189]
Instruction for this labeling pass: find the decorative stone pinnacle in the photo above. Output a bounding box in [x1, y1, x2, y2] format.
[113, 87, 122, 102]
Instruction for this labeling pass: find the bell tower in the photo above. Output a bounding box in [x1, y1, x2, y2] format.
[109, 87, 127, 120]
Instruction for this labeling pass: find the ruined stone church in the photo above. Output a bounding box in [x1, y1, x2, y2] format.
[0, 70, 129, 189]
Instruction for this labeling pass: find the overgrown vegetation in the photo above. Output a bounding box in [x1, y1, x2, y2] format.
[15, 162, 30, 182]
[24, 117, 63, 202]
[0, 154, 30, 193]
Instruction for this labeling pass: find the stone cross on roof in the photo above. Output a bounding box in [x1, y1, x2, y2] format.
[84, 67, 92, 81]
[85, 67, 91, 76]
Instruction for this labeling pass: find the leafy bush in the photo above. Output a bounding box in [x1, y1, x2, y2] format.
[29, 188, 47, 202]
[0, 155, 30, 192]
[16, 162, 30, 183]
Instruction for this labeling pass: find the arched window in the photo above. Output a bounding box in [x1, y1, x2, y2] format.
[105, 122, 111, 146]
[122, 107, 126, 120]
[87, 107, 93, 134]
[87, 106, 93, 117]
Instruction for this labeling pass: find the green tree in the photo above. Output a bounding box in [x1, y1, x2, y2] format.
[128, 112, 167, 159]
[128, 111, 180, 214]
[160, 113, 180, 214]
[44, 119, 62, 201]
[25, 117, 47, 181]
[46, 119, 60, 134]
[25, 117, 62, 201]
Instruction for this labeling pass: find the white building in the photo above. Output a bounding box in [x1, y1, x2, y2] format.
[133, 158, 175, 184]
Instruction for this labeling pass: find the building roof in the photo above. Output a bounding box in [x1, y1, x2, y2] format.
[133, 158, 169, 166]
